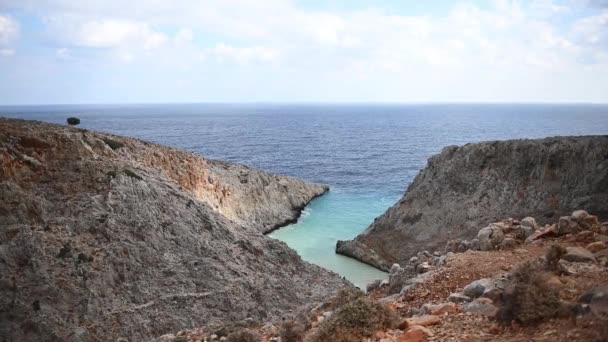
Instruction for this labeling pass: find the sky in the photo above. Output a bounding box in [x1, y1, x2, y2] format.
[0, 0, 607, 104]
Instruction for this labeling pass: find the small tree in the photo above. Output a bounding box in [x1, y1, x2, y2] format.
[67, 117, 80, 126]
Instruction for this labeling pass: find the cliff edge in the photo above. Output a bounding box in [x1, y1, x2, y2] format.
[0, 118, 345, 341]
[337, 136, 608, 270]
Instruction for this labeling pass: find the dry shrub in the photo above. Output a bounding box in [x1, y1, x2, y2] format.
[225, 328, 261, 342]
[545, 244, 566, 272]
[496, 261, 562, 325]
[309, 296, 396, 342]
[279, 320, 305, 342]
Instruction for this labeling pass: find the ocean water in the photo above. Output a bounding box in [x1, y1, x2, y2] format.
[2, 103, 608, 289]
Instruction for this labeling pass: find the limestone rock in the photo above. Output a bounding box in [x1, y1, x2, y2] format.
[335, 240, 391, 271]
[521, 217, 539, 230]
[562, 247, 597, 263]
[463, 298, 498, 317]
[463, 278, 495, 298]
[337, 136, 608, 266]
[448, 292, 471, 304]
[0, 119, 347, 342]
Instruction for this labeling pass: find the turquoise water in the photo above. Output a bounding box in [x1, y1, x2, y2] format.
[3, 103, 608, 289]
[269, 191, 393, 288]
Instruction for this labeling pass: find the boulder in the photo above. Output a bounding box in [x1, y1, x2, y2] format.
[463, 298, 498, 317]
[477, 223, 505, 251]
[526, 225, 557, 242]
[444, 240, 460, 253]
[578, 286, 608, 318]
[367, 279, 383, 293]
[399, 315, 440, 329]
[469, 238, 480, 251]
[421, 303, 459, 315]
[521, 217, 539, 230]
[586, 241, 608, 253]
[557, 216, 581, 235]
[463, 278, 494, 298]
[501, 237, 517, 249]
[562, 247, 596, 263]
[416, 262, 431, 274]
[448, 292, 471, 304]
[390, 263, 403, 275]
[572, 210, 599, 230]
[398, 325, 434, 342]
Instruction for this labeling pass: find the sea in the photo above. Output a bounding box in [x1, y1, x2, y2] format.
[2, 103, 608, 289]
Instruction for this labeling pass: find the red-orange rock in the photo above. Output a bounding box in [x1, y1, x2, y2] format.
[399, 315, 441, 329]
[398, 325, 433, 342]
[586, 241, 608, 253]
[430, 303, 459, 315]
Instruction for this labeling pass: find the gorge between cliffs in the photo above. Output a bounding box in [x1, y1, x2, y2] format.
[2, 104, 608, 342]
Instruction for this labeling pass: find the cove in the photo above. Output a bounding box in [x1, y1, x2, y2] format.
[269, 189, 392, 289]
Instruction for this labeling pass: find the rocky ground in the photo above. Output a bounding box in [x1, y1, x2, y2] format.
[337, 136, 608, 270]
[0, 118, 346, 341]
[167, 209, 608, 341]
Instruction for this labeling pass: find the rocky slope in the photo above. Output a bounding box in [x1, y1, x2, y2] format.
[337, 136, 608, 270]
[0, 118, 346, 342]
[167, 209, 608, 342]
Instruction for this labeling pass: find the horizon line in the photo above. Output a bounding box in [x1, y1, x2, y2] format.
[2, 100, 608, 107]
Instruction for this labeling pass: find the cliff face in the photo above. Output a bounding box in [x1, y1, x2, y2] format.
[337, 136, 608, 270]
[0, 118, 345, 342]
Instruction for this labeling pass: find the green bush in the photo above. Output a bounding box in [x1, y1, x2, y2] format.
[310, 296, 396, 342]
[67, 117, 80, 126]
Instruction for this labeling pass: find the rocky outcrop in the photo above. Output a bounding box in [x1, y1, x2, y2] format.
[337, 136, 608, 268]
[0, 118, 346, 342]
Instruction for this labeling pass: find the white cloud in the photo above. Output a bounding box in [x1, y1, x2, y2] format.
[75, 19, 167, 49]
[1, 0, 608, 102]
[41, 16, 168, 54]
[0, 48, 15, 56]
[0, 14, 19, 45]
[174, 28, 193, 45]
[211, 43, 278, 65]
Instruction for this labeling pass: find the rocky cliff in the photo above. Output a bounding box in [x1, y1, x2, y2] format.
[337, 136, 608, 270]
[0, 118, 346, 342]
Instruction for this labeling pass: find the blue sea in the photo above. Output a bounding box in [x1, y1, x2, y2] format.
[2, 103, 608, 288]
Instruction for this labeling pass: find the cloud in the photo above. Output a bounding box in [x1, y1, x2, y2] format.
[0, 14, 19, 45]
[48, 17, 167, 50]
[0, 48, 15, 56]
[211, 43, 279, 65]
[1, 0, 608, 102]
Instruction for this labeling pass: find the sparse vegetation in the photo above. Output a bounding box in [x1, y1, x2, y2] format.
[279, 320, 305, 342]
[106, 169, 143, 180]
[66, 117, 80, 126]
[102, 137, 125, 150]
[225, 329, 261, 342]
[496, 261, 562, 325]
[545, 244, 567, 272]
[310, 295, 396, 342]
[123, 169, 143, 180]
[57, 244, 71, 259]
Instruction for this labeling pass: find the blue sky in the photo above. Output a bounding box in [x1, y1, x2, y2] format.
[0, 0, 607, 104]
